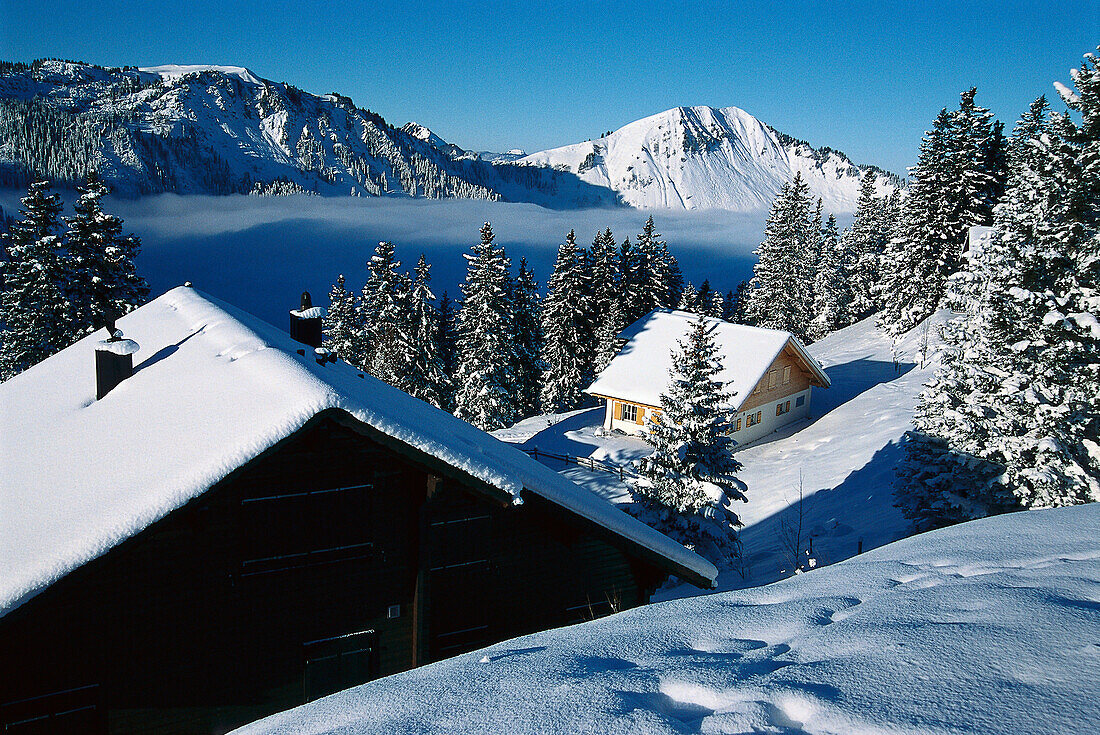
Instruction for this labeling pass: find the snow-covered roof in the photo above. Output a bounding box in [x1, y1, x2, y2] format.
[586, 309, 830, 410]
[0, 288, 716, 617]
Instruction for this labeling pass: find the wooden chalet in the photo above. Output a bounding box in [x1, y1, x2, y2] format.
[587, 309, 830, 445]
[0, 288, 715, 734]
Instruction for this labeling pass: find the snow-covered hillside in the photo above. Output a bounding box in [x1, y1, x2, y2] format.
[0, 60, 618, 206]
[498, 312, 940, 590]
[235, 503, 1100, 734]
[519, 106, 901, 211]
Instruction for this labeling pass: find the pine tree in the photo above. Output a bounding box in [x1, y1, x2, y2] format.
[726, 281, 749, 324]
[895, 57, 1100, 528]
[540, 230, 593, 413]
[635, 216, 681, 311]
[880, 89, 1008, 335]
[401, 254, 450, 409]
[512, 258, 544, 418]
[324, 273, 363, 367]
[0, 180, 71, 378]
[618, 236, 646, 324]
[695, 280, 712, 312]
[437, 290, 459, 406]
[64, 173, 149, 337]
[844, 171, 887, 318]
[745, 173, 815, 340]
[678, 281, 698, 312]
[808, 214, 851, 340]
[706, 288, 725, 320]
[633, 314, 746, 563]
[453, 223, 521, 430]
[359, 241, 406, 384]
[589, 227, 622, 372]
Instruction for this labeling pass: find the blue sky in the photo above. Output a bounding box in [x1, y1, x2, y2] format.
[2, 1, 1096, 174]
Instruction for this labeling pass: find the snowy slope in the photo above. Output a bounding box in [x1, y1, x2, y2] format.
[519, 106, 901, 211]
[499, 312, 944, 589]
[235, 503, 1100, 735]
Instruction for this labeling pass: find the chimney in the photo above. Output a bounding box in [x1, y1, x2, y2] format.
[290, 291, 325, 349]
[95, 323, 139, 399]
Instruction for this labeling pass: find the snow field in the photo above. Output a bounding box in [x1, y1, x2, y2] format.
[234, 504, 1100, 734]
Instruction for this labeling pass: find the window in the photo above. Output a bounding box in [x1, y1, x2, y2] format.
[620, 403, 638, 423]
[745, 411, 762, 427]
[732, 417, 742, 432]
[767, 370, 777, 389]
[777, 400, 791, 416]
[782, 365, 791, 384]
[796, 395, 805, 407]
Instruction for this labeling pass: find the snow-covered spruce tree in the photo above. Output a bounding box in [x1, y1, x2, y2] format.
[706, 287, 725, 320]
[617, 236, 647, 325]
[453, 223, 521, 430]
[880, 89, 1007, 336]
[632, 314, 747, 564]
[808, 213, 851, 340]
[725, 281, 750, 324]
[842, 171, 888, 319]
[745, 173, 815, 341]
[400, 254, 450, 409]
[0, 180, 72, 379]
[678, 281, 698, 312]
[635, 216, 681, 312]
[359, 241, 407, 384]
[324, 273, 364, 367]
[64, 173, 149, 337]
[540, 230, 594, 413]
[589, 227, 623, 372]
[512, 258, 544, 418]
[896, 60, 1100, 528]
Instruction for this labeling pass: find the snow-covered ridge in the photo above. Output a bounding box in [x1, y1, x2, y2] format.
[233, 503, 1100, 734]
[0, 287, 715, 617]
[138, 64, 263, 85]
[0, 60, 619, 207]
[519, 105, 901, 211]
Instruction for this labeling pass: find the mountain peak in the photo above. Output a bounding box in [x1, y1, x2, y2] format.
[519, 105, 900, 211]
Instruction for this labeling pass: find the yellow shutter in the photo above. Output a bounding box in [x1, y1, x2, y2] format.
[613, 401, 622, 420]
[636, 407, 645, 425]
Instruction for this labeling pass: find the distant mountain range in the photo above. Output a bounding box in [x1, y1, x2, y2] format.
[0, 59, 901, 211]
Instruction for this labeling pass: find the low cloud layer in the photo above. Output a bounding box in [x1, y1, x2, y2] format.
[4, 192, 820, 326]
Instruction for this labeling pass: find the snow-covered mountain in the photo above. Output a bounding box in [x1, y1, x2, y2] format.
[0, 60, 900, 211]
[0, 60, 617, 207]
[519, 105, 901, 211]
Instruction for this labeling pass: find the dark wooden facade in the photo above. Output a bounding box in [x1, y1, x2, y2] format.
[0, 409, 669, 734]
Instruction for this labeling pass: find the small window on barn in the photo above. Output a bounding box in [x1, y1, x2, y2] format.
[621, 404, 638, 423]
[768, 370, 777, 389]
[782, 365, 791, 384]
[777, 401, 791, 416]
[733, 417, 742, 431]
[796, 395, 806, 407]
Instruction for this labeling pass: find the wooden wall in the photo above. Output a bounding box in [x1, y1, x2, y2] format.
[739, 343, 815, 412]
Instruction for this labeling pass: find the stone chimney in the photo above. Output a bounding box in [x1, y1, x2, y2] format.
[290, 291, 325, 348]
[95, 323, 139, 399]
